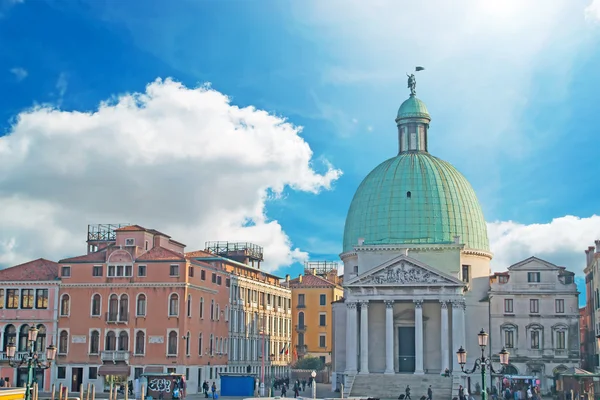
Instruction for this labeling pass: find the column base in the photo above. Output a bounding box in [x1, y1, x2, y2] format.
[384, 370, 395, 375]
[345, 369, 357, 375]
[414, 370, 425, 375]
[358, 370, 370, 375]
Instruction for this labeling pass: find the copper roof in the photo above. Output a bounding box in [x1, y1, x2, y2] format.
[0, 258, 59, 281]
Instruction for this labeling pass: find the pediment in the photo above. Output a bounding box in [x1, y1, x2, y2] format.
[508, 256, 560, 271]
[345, 255, 465, 287]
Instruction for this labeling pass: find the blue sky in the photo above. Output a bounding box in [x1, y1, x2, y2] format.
[1, 0, 600, 305]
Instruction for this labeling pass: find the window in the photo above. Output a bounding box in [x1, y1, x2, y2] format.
[187, 295, 192, 317]
[212, 273, 217, 283]
[185, 332, 190, 356]
[200, 297, 204, 319]
[319, 313, 326, 326]
[504, 329, 514, 348]
[319, 334, 326, 348]
[91, 294, 101, 316]
[528, 272, 541, 282]
[135, 367, 144, 379]
[462, 265, 470, 283]
[125, 238, 135, 246]
[319, 294, 326, 306]
[210, 334, 214, 356]
[118, 331, 129, 351]
[211, 300, 215, 321]
[298, 333, 305, 346]
[555, 299, 565, 313]
[530, 299, 539, 313]
[137, 294, 147, 317]
[298, 312, 305, 327]
[189, 266, 194, 277]
[563, 275, 574, 284]
[90, 330, 100, 354]
[0, 289, 3, 309]
[34, 325, 47, 352]
[201, 270, 206, 280]
[499, 275, 509, 284]
[61, 266, 71, 277]
[169, 294, 179, 316]
[34, 289, 48, 309]
[89, 367, 98, 380]
[504, 299, 513, 313]
[92, 266, 103, 277]
[59, 330, 69, 354]
[108, 265, 115, 276]
[108, 294, 118, 320]
[199, 333, 204, 356]
[298, 294, 305, 307]
[57, 367, 66, 379]
[217, 276, 222, 285]
[170, 265, 179, 277]
[556, 330, 566, 349]
[145, 241, 149, 251]
[135, 331, 145, 355]
[60, 294, 70, 316]
[138, 265, 147, 277]
[21, 289, 34, 309]
[531, 330, 540, 349]
[106, 331, 116, 350]
[119, 294, 129, 322]
[226, 278, 231, 287]
[168, 331, 178, 355]
[6, 289, 18, 309]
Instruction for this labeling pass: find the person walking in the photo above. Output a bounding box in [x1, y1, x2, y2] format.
[427, 385, 433, 400]
[211, 382, 217, 399]
[405, 385, 411, 400]
[281, 383, 287, 397]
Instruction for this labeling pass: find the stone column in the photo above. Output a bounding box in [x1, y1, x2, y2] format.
[385, 300, 395, 374]
[359, 301, 369, 374]
[440, 300, 449, 372]
[451, 300, 462, 372]
[414, 300, 424, 374]
[345, 301, 358, 374]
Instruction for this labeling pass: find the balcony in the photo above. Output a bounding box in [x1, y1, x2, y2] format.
[105, 311, 128, 324]
[295, 325, 307, 332]
[296, 345, 308, 356]
[101, 350, 130, 364]
[0, 351, 46, 362]
[297, 303, 306, 309]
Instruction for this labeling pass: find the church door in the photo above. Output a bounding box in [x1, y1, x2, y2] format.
[398, 327, 415, 372]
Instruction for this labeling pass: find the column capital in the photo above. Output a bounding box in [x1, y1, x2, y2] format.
[346, 301, 357, 309]
[414, 300, 423, 309]
[440, 300, 448, 309]
[360, 300, 369, 308]
[451, 299, 465, 309]
[385, 300, 395, 309]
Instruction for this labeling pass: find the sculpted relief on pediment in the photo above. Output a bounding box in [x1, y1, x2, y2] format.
[349, 258, 463, 287]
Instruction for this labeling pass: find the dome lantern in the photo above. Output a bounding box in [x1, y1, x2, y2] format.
[396, 69, 431, 154]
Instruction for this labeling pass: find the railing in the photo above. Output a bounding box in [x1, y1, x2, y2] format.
[105, 312, 128, 323]
[295, 325, 308, 332]
[101, 350, 130, 363]
[297, 304, 306, 309]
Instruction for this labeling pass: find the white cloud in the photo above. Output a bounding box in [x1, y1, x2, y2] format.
[10, 67, 27, 81]
[586, 0, 600, 21]
[488, 215, 600, 274]
[0, 78, 342, 271]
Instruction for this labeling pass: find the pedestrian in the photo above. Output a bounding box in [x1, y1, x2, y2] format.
[458, 385, 465, 400]
[211, 382, 217, 399]
[427, 385, 433, 400]
[203, 381, 209, 398]
[405, 385, 411, 400]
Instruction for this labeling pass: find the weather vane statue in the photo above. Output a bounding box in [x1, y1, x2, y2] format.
[407, 66, 425, 96]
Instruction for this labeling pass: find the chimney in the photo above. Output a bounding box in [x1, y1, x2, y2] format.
[285, 274, 290, 282]
[589, 246, 596, 265]
[586, 249, 591, 266]
[595, 240, 600, 253]
[404, 248, 409, 256]
[358, 238, 365, 245]
[454, 235, 460, 244]
[298, 274, 303, 283]
[312, 268, 317, 276]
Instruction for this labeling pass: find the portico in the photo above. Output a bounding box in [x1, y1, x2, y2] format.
[343, 254, 466, 375]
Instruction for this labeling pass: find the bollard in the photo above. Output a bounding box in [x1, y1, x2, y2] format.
[86, 383, 91, 400]
[51, 384, 56, 400]
[340, 384, 344, 399]
[92, 384, 96, 400]
[141, 385, 145, 400]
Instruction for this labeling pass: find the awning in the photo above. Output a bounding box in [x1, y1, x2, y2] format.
[144, 366, 164, 374]
[98, 364, 130, 376]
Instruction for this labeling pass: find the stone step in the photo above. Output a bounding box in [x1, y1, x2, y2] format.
[350, 374, 453, 399]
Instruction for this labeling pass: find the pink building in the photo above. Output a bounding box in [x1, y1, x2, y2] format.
[0, 259, 60, 390]
[56, 224, 229, 394]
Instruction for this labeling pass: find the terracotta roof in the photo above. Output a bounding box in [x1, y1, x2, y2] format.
[59, 249, 109, 263]
[185, 250, 214, 258]
[289, 274, 340, 288]
[0, 258, 59, 281]
[136, 246, 185, 261]
[115, 225, 147, 232]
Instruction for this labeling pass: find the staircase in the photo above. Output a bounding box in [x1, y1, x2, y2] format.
[343, 374, 356, 398]
[350, 373, 454, 400]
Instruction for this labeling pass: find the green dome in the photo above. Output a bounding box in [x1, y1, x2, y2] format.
[397, 95, 431, 121]
[343, 152, 489, 253]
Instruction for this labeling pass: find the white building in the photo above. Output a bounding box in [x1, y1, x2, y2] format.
[489, 257, 579, 391]
[332, 78, 492, 399]
[584, 241, 600, 372]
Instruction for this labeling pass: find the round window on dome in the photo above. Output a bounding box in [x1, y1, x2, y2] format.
[407, 191, 411, 199]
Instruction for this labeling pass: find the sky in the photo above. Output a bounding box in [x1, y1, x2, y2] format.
[1, 0, 600, 305]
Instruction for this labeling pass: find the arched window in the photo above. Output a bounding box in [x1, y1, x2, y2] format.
[135, 331, 145, 355]
[217, 303, 220, 321]
[209, 334, 214, 356]
[527, 324, 543, 350]
[187, 294, 192, 317]
[118, 331, 129, 351]
[108, 294, 118, 320]
[211, 300, 215, 321]
[198, 333, 203, 356]
[200, 297, 204, 319]
[59, 330, 69, 354]
[298, 311, 305, 328]
[106, 331, 116, 351]
[91, 294, 101, 316]
[169, 294, 179, 316]
[60, 294, 70, 316]
[553, 324, 568, 350]
[18, 325, 30, 351]
[225, 305, 229, 322]
[136, 294, 146, 317]
[501, 324, 517, 349]
[35, 324, 47, 352]
[504, 365, 519, 375]
[3, 325, 16, 350]
[90, 330, 100, 354]
[119, 294, 128, 322]
[167, 331, 178, 355]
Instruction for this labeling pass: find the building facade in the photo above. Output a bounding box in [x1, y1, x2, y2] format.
[583, 241, 600, 372]
[55, 224, 229, 393]
[332, 78, 491, 399]
[187, 243, 292, 381]
[288, 262, 343, 364]
[0, 258, 60, 391]
[489, 257, 579, 391]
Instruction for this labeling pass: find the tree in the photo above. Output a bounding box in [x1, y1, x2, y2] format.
[294, 356, 324, 371]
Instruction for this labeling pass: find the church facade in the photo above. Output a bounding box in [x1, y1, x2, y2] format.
[332, 75, 493, 397]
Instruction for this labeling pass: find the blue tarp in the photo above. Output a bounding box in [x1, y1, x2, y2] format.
[220, 375, 255, 397]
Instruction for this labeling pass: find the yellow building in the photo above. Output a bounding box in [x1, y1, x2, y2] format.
[288, 262, 344, 364]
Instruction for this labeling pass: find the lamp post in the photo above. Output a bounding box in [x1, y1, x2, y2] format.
[456, 329, 510, 400]
[269, 354, 275, 397]
[311, 370, 317, 400]
[4, 326, 57, 400]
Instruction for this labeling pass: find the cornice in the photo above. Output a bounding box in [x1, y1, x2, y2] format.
[59, 282, 218, 294]
[234, 276, 291, 295]
[462, 249, 493, 259]
[341, 245, 492, 260]
[0, 281, 60, 286]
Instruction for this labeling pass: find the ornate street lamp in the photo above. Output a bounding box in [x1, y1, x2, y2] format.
[456, 329, 510, 400]
[311, 370, 317, 400]
[5, 326, 57, 400]
[269, 354, 275, 397]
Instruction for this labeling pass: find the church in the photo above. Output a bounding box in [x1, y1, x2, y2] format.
[332, 73, 492, 398]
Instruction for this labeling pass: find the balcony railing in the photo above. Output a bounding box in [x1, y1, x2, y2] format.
[0, 351, 46, 362]
[105, 311, 128, 323]
[101, 350, 130, 363]
[295, 325, 307, 332]
[297, 303, 306, 309]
